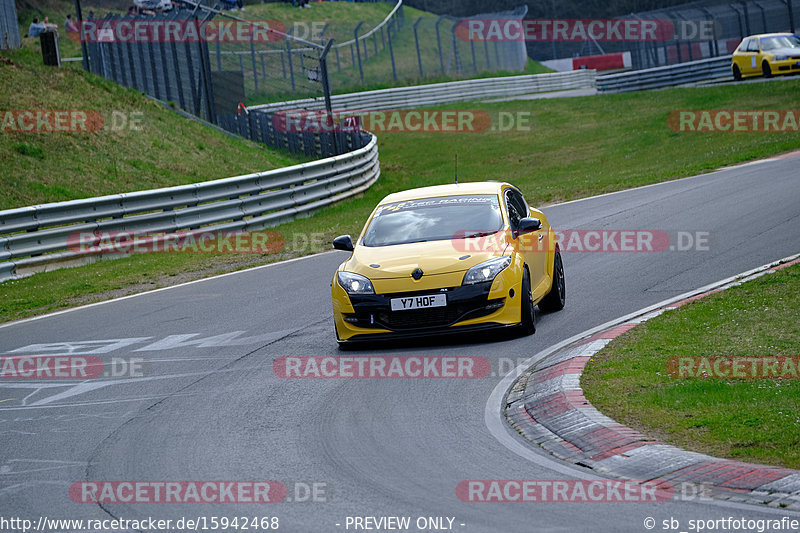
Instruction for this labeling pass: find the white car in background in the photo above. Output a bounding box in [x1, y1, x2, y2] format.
[133, 0, 174, 11]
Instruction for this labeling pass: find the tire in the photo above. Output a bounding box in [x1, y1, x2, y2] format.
[519, 268, 536, 335]
[732, 64, 742, 81]
[762, 61, 772, 78]
[538, 250, 565, 312]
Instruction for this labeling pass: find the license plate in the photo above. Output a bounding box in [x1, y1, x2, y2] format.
[390, 294, 446, 311]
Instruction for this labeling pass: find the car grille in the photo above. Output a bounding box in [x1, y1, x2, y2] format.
[345, 284, 505, 331]
[374, 300, 502, 330]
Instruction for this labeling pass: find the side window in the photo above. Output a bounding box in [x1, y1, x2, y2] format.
[505, 189, 528, 230]
[747, 39, 760, 52]
[737, 38, 749, 52]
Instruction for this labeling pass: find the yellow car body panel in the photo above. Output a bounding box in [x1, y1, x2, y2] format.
[732, 33, 800, 79]
[331, 182, 562, 342]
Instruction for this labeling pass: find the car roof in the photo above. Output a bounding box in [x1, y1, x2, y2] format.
[378, 181, 513, 205]
[746, 33, 797, 39]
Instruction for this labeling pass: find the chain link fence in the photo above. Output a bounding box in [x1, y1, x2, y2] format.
[0, 0, 21, 50]
[522, 0, 799, 70]
[72, 0, 531, 159]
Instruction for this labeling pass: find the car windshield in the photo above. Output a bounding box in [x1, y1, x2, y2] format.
[362, 194, 504, 247]
[760, 35, 800, 50]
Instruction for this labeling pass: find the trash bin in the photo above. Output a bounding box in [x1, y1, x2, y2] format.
[40, 29, 61, 67]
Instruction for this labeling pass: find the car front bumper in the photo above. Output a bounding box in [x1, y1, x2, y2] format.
[332, 264, 525, 342]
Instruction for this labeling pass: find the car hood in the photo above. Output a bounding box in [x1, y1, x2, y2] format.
[768, 47, 800, 56]
[343, 234, 510, 280]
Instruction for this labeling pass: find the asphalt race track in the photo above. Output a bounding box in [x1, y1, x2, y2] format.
[1, 154, 799, 532]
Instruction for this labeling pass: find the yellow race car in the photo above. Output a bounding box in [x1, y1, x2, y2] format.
[330, 181, 565, 345]
[732, 33, 800, 80]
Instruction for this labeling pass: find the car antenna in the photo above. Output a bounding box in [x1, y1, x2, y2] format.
[454, 153, 458, 185]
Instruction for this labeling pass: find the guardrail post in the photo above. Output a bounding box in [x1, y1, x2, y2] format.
[354, 21, 364, 85]
[413, 17, 423, 78]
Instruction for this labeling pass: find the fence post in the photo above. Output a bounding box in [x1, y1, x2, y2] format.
[74, 0, 89, 71]
[435, 15, 446, 75]
[451, 24, 461, 74]
[470, 38, 477, 74]
[320, 39, 336, 155]
[413, 17, 423, 78]
[198, 14, 216, 124]
[286, 38, 296, 91]
[251, 32, 258, 94]
[784, 0, 796, 33]
[170, 40, 185, 110]
[741, 1, 752, 35]
[387, 18, 397, 81]
[354, 21, 364, 84]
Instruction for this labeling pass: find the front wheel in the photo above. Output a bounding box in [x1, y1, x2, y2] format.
[539, 250, 565, 312]
[762, 61, 773, 78]
[519, 268, 536, 335]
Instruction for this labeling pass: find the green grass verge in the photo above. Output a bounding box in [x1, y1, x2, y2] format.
[582, 262, 800, 469]
[0, 47, 307, 210]
[2, 79, 800, 322]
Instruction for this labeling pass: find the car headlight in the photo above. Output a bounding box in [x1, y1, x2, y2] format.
[463, 256, 512, 285]
[337, 272, 375, 295]
[774, 55, 789, 61]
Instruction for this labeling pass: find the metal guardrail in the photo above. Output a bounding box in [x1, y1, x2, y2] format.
[596, 56, 733, 93]
[248, 70, 598, 113]
[0, 57, 737, 281]
[0, 134, 379, 281]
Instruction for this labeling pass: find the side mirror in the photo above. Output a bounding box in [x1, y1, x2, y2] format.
[332, 235, 355, 252]
[516, 217, 542, 236]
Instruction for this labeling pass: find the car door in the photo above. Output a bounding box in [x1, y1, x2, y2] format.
[504, 188, 547, 297]
[745, 37, 761, 74]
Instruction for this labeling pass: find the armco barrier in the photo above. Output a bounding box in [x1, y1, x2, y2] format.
[597, 56, 733, 93]
[0, 133, 379, 281]
[248, 70, 598, 114]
